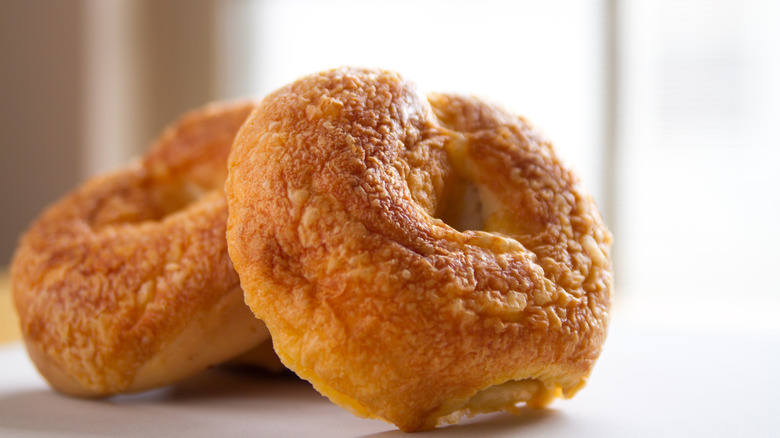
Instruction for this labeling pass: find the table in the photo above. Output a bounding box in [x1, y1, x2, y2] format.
[1, 295, 778, 437]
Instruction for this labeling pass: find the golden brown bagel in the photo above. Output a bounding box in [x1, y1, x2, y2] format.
[12, 101, 272, 397]
[226, 67, 612, 432]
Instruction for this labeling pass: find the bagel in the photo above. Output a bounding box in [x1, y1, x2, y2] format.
[226, 68, 612, 431]
[11, 101, 272, 397]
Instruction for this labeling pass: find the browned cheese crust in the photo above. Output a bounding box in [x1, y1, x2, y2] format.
[11, 101, 271, 396]
[226, 68, 612, 432]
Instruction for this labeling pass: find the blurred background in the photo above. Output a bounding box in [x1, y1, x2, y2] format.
[2, 0, 779, 337]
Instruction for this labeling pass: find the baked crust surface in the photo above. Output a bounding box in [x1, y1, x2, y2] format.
[12, 101, 270, 396]
[227, 68, 612, 431]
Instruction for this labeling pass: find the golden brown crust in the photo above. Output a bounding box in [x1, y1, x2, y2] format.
[227, 68, 612, 431]
[11, 101, 271, 396]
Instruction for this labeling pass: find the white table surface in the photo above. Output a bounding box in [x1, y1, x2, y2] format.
[2, 300, 779, 437]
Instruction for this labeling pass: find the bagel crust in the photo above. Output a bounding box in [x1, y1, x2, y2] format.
[227, 68, 612, 431]
[12, 101, 271, 396]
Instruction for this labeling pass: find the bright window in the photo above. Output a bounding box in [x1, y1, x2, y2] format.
[217, 0, 780, 325]
[617, 0, 780, 316]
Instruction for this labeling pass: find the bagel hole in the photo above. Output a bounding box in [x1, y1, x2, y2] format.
[436, 178, 486, 232]
[147, 180, 210, 219]
[87, 178, 212, 229]
[92, 180, 210, 227]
